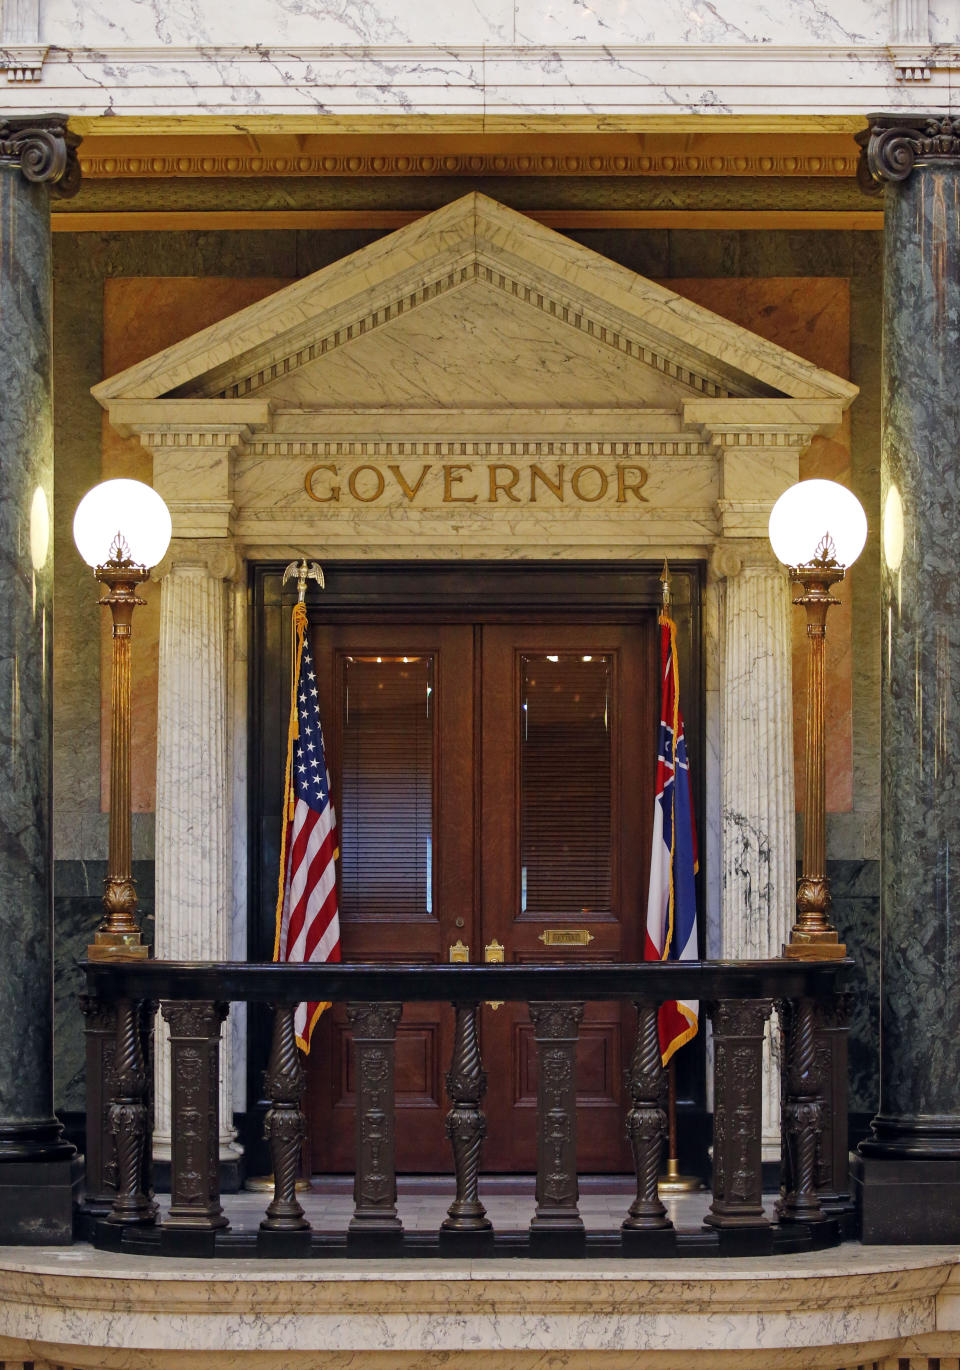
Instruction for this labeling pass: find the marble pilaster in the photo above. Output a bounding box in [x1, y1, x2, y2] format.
[714, 540, 796, 1162]
[855, 116, 960, 1242]
[0, 117, 80, 1242]
[153, 540, 242, 1175]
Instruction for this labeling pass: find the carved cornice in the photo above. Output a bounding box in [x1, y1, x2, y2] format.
[0, 45, 49, 82]
[857, 114, 960, 192]
[0, 115, 81, 195]
[252, 437, 704, 459]
[76, 144, 861, 182]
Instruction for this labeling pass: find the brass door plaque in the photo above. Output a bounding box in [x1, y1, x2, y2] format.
[538, 929, 595, 947]
[449, 939, 470, 963]
[484, 939, 505, 1009]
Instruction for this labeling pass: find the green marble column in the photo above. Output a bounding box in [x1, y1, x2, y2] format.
[0, 117, 81, 1243]
[854, 113, 960, 1243]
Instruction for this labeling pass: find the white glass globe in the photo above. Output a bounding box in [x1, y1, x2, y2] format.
[73, 479, 172, 570]
[768, 479, 867, 570]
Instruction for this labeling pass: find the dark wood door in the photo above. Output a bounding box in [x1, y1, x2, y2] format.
[306, 616, 656, 1174]
[479, 623, 656, 1172]
[307, 623, 474, 1173]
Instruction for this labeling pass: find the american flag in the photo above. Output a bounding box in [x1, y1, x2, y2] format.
[643, 610, 699, 1065]
[274, 606, 341, 1053]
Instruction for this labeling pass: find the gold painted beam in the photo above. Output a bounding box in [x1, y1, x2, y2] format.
[50, 208, 883, 232]
[69, 114, 867, 137]
[75, 130, 862, 180]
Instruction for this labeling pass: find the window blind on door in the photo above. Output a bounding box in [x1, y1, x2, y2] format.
[520, 653, 612, 918]
[339, 654, 434, 921]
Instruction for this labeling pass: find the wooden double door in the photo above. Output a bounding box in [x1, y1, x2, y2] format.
[306, 611, 658, 1173]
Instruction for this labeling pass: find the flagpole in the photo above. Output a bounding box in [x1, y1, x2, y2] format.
[246, 559, 325, 1195]
[654, 559, 703, 1196]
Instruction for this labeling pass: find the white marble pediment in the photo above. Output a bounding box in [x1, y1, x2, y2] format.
[93, 193, 858, 412]
[93, 192, 858, 555]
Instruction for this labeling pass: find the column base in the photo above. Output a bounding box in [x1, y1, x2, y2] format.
[0, 1153, 83, 1244]
[852, 1150, 960, 1243]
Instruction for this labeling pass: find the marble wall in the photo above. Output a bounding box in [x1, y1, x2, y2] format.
[37, 0, 893, 48]
[50, 221, 882, 1122]
[1, 1, 956, 119]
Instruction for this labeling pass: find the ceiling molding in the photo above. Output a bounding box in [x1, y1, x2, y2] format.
[73, 131, 863, 181]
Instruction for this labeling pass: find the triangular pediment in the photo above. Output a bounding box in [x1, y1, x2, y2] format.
[93, 193, 858, 413]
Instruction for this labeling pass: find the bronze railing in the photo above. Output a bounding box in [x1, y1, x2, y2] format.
[81, 959, 852, 1257]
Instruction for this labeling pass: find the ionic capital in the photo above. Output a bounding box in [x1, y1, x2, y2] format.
[0, 114, 81, 195]
[857, 113, 960, 193]
[153, 537, 239, 584]
[709, 538, 781, 582]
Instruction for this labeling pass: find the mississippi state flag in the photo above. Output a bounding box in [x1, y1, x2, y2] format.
[274, 602, 341, 1053]
[644, 611, 699, 1064]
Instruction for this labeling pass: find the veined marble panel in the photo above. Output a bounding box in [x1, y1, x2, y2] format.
[0, 44, 938, 120]
[0, 1245, 957, 1369]
[515, 0, 889, 45]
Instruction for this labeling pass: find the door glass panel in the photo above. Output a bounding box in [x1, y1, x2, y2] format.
[340, 654, 434, 921]
[520, 653, 612, 917]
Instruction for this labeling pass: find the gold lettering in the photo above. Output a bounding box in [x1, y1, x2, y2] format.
[304, 464, 340, 503]
[347, 465, 385, 502]
[388, 463, 431, 503]
[571, 464, 608, 502]
[443, 464, 477, 503]
[489, 464, 521, 502]
[617, 464, 649, 503]
[530, 463, 565, 502]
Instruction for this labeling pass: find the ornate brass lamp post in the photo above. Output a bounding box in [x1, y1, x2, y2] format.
[73, 479, 172, 961]
[769, 479, 867, 960]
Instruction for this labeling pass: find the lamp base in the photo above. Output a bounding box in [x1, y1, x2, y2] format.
[87, 929, 150, 961]
[782, 937, 847, 961]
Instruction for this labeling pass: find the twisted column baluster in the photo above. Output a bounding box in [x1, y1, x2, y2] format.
[778, 996, 825, 1223]
[623, 999, 671, 1231]
[260, 1004, 309, 1232]
[442, 1002, 491, 1232]
[107, 997, 156, 1226]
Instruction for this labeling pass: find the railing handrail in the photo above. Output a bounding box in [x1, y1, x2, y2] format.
[83, 956, 853, 1002]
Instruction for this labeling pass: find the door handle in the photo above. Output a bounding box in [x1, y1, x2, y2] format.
[484, 939, 504, 1010]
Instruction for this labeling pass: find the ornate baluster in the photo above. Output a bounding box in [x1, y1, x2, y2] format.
[704, 999, 771, 1230]
[140, 999, 157, 1218]
[79, 994, 118, 1222]
[529, 1001, 585, 1246]
[778, 996, 825, 1224]
[622, 999, 672, 1232]
[107, 997, 157, 1226]
[441, 1001, 492, 1236]
[816, 990, 852, 1212]
[161, 1001, 229, 1233]
[259, 1004, 309, 1234]
[347, 1001, 403, 1240]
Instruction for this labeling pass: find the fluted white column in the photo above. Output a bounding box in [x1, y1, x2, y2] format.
[153, 541, 241, 1166]
[715, 541, 795, 1161]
